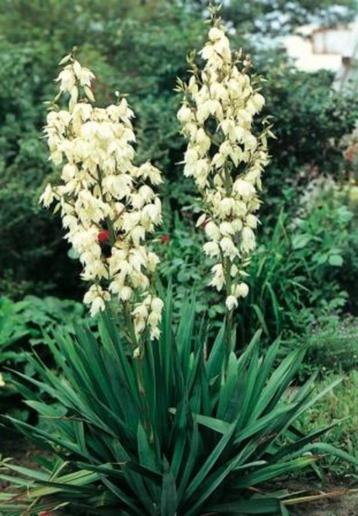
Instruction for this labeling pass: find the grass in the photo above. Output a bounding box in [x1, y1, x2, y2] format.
[300, 370, 358, 477]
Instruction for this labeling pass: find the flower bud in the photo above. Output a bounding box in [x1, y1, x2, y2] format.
[235, 283, 249, 298]
[225, 295, 238, 311]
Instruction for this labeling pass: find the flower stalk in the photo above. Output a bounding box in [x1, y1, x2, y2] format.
[40, 52, 164, 360]
[177, 9, 271, 364]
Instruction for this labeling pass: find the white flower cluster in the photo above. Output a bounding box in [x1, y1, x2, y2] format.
[41, 55, 164, 340]
[177, 23, 270, 312]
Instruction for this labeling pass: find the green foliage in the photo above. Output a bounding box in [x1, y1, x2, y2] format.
[339, 187, 358, 313]
[238, 203, 349, 344]
[237, 211, 311, 344]
[156, 211, 223, 323]
[259, 63, 358, 210]
[266, 67, 357, 174]
[0, 295, 85, 356]
[159, 184, 355, 348]
[300, 370, 358, 476]
[240, 184, 356, 346]
[0, 1, 357, 297]
[0, 296, 85, 420]
[0, 299, 356, 514]
[0, 1, 207, 297]
[299, 316, 358, 376]
[0, 39, 81, 298]
[0, 1, 169, 45]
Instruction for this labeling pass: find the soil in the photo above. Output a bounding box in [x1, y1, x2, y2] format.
[292, 493, 358, 516]
[283, 480, 358, 516]
[1, 437, 44, 466]
[0, 437, 47, 491]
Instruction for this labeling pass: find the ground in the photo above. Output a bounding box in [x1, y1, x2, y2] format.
[292, 493, 358, 515]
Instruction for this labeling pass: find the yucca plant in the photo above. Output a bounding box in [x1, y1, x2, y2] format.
[1, 8, 357, 515]
[1, 295, 356, 515]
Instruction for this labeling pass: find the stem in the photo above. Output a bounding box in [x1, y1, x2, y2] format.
[124, 305, 153, 440]
[106, 216, 116, 246]
[221, 161, 236, 378]
[134, 339, 153, 435]
[223, 308, 234, 377]
[123, 302, 138, 347]
[123, 301, 152, 435]
[221, 252, 234, 378]
[135, 348, 146, 397]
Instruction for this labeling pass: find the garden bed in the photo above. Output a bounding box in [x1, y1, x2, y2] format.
[1, 437, 357, 515]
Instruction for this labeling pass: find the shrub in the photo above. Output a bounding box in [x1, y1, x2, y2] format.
[0, 296, 85, 366]
[156, 210, 223, 324]
[259, 63, 358, 211]
[234, 202, 350, 345]
[1, 300, 356, 514]
[159, 186, 355, 347]
[1, 1, 357, 298]
[0, 40, 82, 299]
[0, 3, 206, 298]
[238, 183, 355, 342]
[297, 315, 358, 377]
[0, 296, 86, 421]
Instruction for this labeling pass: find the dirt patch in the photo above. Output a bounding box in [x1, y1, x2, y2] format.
[286, 481, 358, 516]
[1, 437, 44, 467]
[0, 437, 49, 491]
[292, 492, 358, 515]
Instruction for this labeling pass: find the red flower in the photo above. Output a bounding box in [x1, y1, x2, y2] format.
[98, 229, 110, 243]
[160, 234, 170, 244]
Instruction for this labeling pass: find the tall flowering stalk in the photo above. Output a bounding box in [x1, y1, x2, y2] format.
[177, 11, 271, 355]
[41, 53, 163, 357]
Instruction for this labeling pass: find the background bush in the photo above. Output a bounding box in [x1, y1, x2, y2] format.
[0, 0, 357, 299]
[0, 296, 86, 421]
[158, 183, 357, 351]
